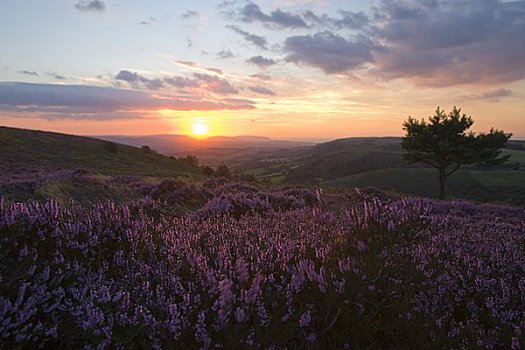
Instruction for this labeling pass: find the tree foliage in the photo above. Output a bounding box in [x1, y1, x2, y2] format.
[202, 166, 214, 177]
[215, 164, 231, 178]
[402, 107, 511, 199]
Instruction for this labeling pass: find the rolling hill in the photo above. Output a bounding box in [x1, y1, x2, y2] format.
[238, 137, 525, 205]
[0, 126, 201, 180]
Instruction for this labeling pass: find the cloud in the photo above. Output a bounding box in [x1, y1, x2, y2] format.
[182, 10, 199, 19]
[138, 17, 157, 25]
[463, 88, 512, 101]
[234, 3, 369, 31]
[19, 70, 39, 76]
[250, 73, 272, 81]
[247, 56, 277, 68]
[227, 25, 268, 50]
[74, 0, 105, 13]
[239, 2, 308, 28]
[371, 0, 525, 87]
[334, 10, 370, 30]
[217, 48, 235, 59]
[0, 82, 255, 119]
[174, 60, 197, 68]
[206, 68, 223, 75]
[301, 9, 370, 30]
[192, 73, 239, 94]
[248, 86, 276, 96]
[284, 32, 376, 74]
[164, 73, 238, 94]
[47, 72, 66, 80]
[115, 70, 164, 90]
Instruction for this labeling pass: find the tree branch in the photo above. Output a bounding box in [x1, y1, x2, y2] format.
[446, 163, 461, 176]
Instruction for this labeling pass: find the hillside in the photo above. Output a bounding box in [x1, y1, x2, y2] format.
[0, 126, 201, 180]
[2, 178, 524, 349]
[285, 137, 409, 183]
[235, 137, 525, 205]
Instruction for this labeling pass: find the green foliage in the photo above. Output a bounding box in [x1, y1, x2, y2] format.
[234, 173, 257, 182]
[402, 107, 511, 199]
[202, 166, 214, 176]
[178, 155, 199, 167]
[215, 164, 231, 178]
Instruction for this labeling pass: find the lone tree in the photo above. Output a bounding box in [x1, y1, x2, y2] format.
[402, 107, 511, 200]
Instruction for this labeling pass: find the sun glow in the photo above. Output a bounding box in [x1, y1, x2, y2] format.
[192, 122, 208, 137]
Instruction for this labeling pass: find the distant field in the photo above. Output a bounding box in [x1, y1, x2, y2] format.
[325, 168, 471, 197]
[503, 149, 525, 166]
[325, 168, 525, 205]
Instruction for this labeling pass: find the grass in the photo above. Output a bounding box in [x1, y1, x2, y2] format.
[324, 167, 525, 205]
[0, 126, 201, 178]
[324, 168, 474, 197]
[503, 149, 525, 166]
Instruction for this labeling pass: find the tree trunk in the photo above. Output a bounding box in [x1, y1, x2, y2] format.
[438, 168, 447, 200]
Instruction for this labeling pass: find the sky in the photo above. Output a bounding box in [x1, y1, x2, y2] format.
[0, 0, 524, 140]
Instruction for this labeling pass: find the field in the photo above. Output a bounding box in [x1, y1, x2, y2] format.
[325, 168, 525, 206]
[233, 138, 525, 205]
[1, 180, 524, 348]
[1, 127, 524, 348]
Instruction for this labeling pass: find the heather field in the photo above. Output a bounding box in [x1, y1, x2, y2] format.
[1, 179, 524, 349]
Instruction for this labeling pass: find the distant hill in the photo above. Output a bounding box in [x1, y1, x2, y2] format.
[285, 137, 412, 183]
[235, 136, 525, 205]
[97, 134, 314, 167]
[0, 126, 201, 181]
[98, 134, 313, 160]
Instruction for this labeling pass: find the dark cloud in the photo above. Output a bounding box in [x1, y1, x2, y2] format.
[234, 3, 369, 31]
[163, 76, 200, 89]
[334, 10, 370, 29]
[0, 82, 255, 119]
[284, 32, 376, 74]
[217, 48, 235, 59]
[239, 2, 308, 28]
[250, 73, 272, 81]
[174, 60, 197, 67]
[47, 72, 66, 80]
[274, 1, 525, 87]
[206, 68, 223, 75]
[74, 0, 105, 13]
[138, 17, 157, 25]
[19, 70, 39, 76]
[193, 73, 239, 94]
[371, 0, 525, 86]
[248, 86, 276, 96]
[301, 9, 369, 30]
[164, 73, 238, 94]
[246, 56, 277, 68]
[182, 10, 199, 19]
[463, 88, 512, 101]
[227, 25, 268, 50]
[115, 70, 163, 90]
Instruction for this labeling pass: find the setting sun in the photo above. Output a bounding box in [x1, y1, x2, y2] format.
[192, 122, 208, 137]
